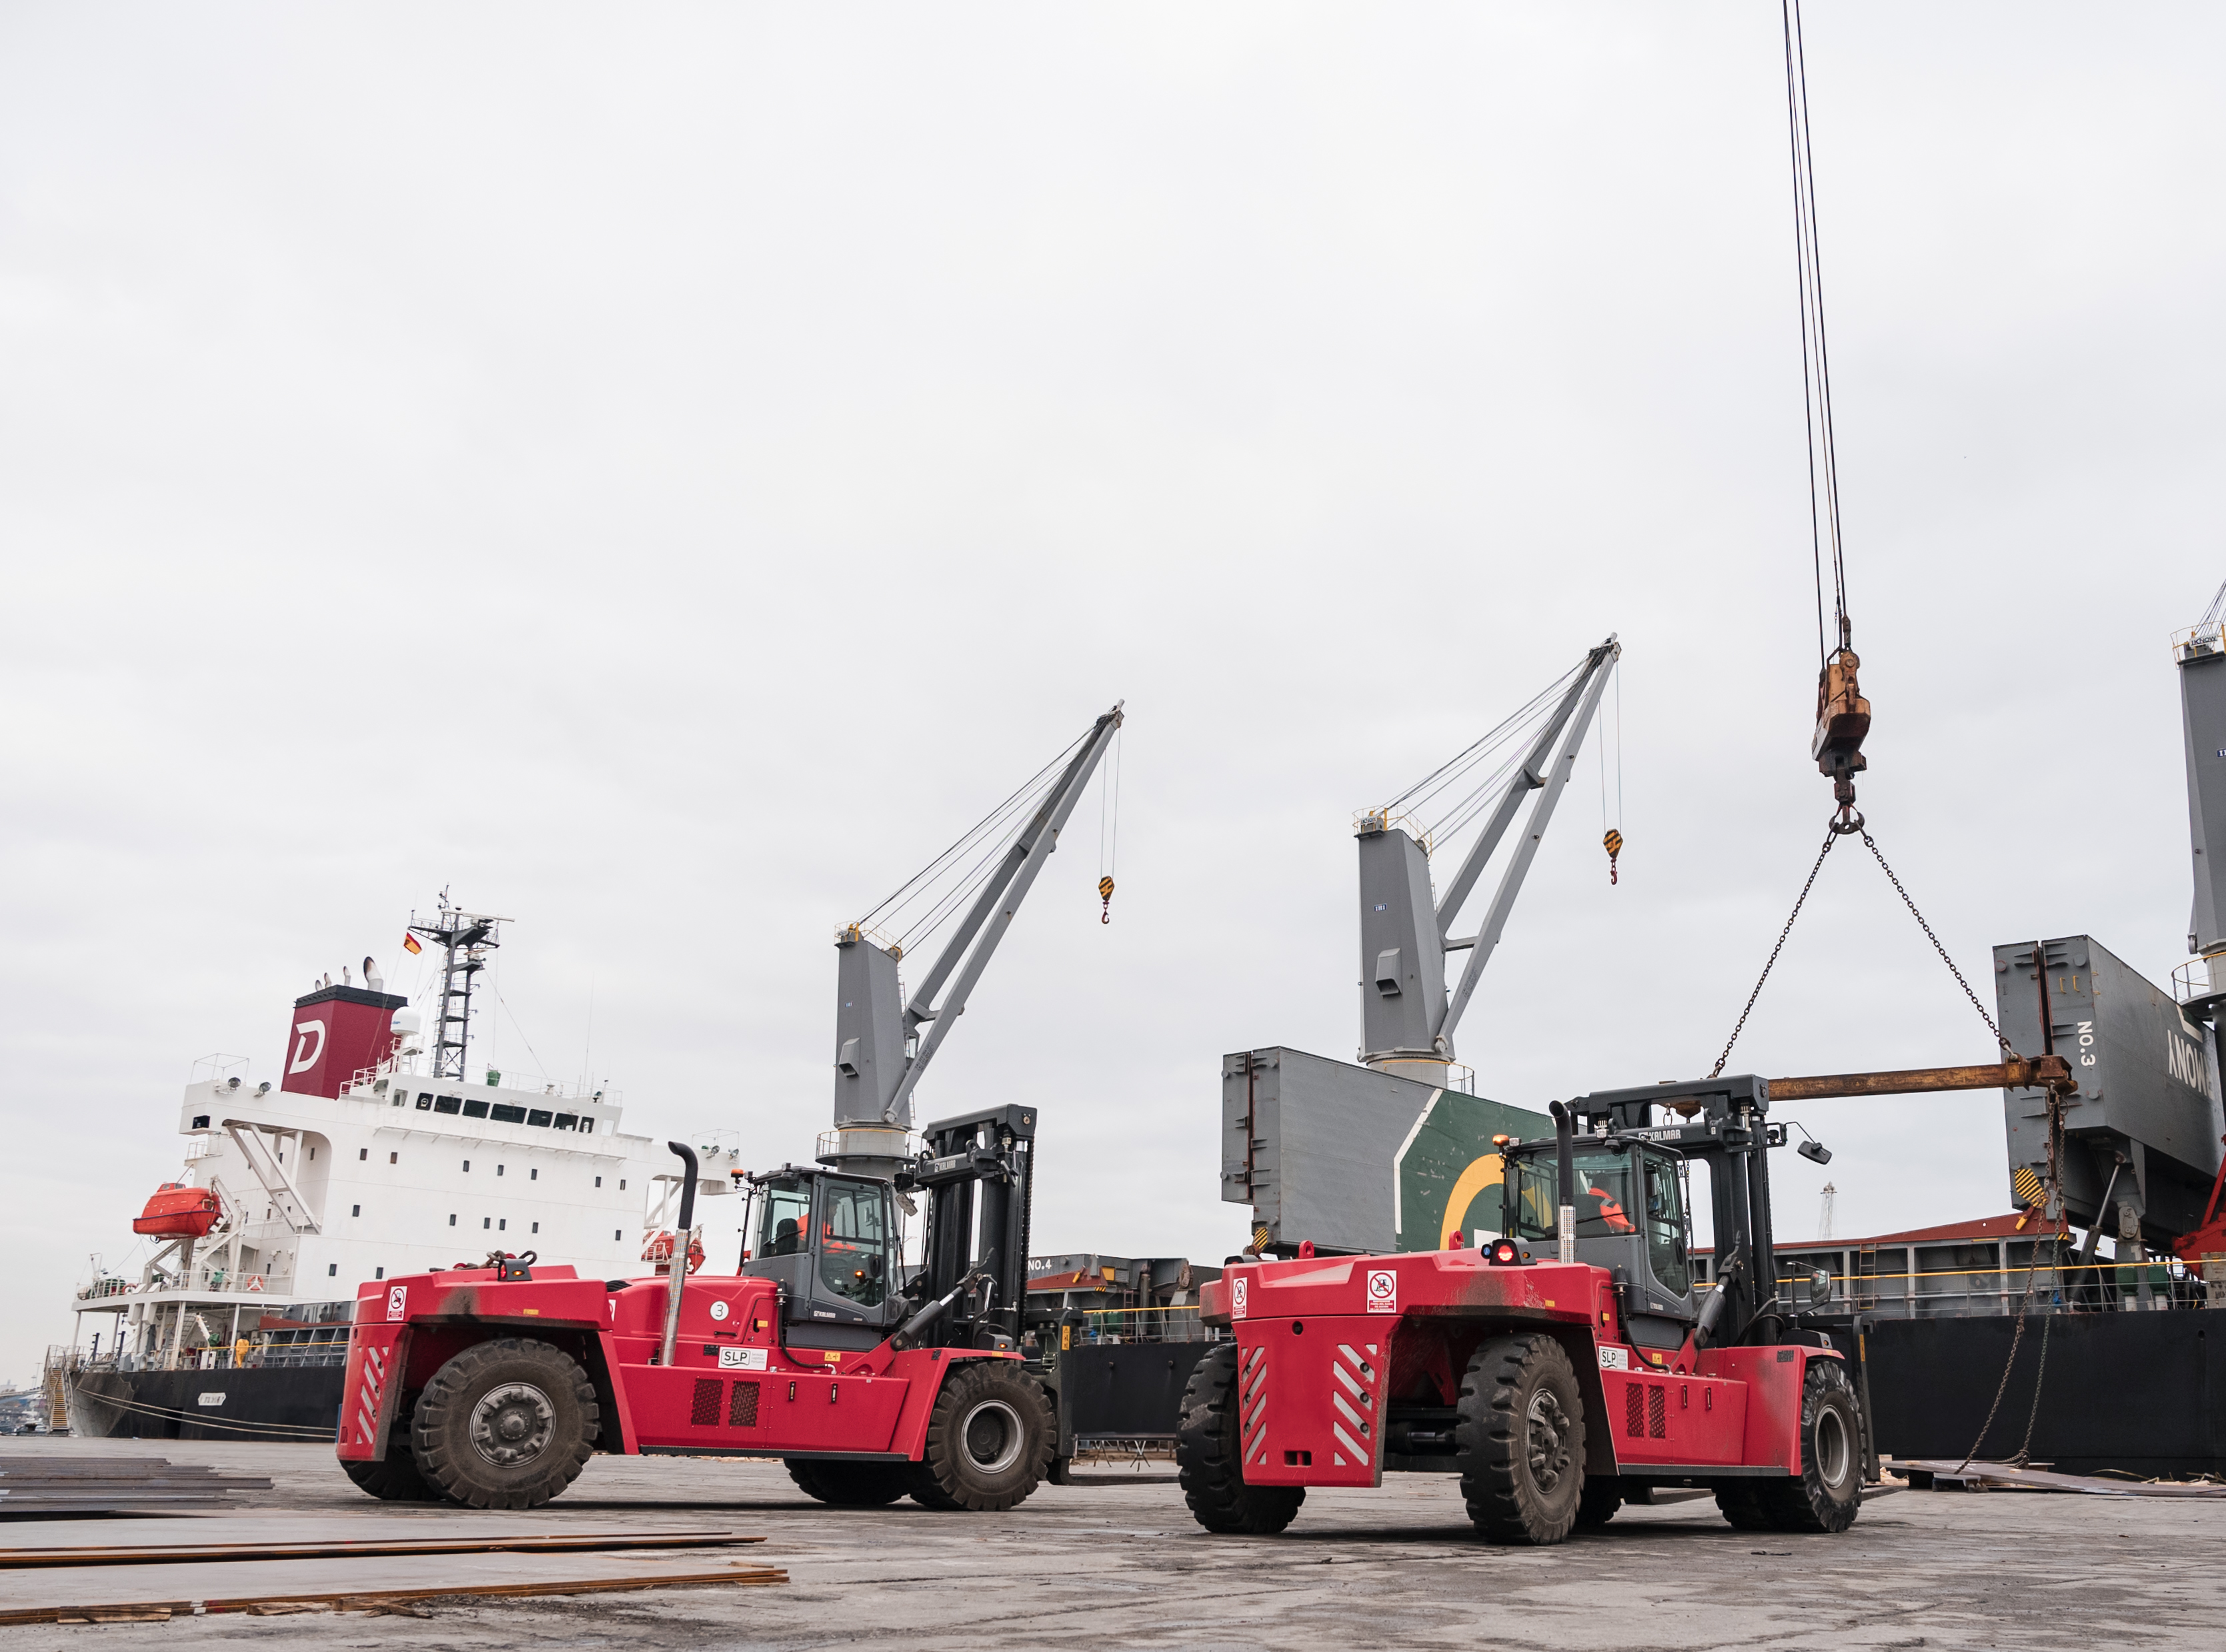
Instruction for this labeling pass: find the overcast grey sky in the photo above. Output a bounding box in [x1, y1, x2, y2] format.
[2, 4, 2219, 1384]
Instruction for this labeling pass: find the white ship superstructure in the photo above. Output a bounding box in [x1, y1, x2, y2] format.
[64, 900, 730, 1397]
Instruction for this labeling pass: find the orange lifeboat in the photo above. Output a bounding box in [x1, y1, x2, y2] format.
[133, 1182, 222, 1238]
[642, 1230, 706, 1273]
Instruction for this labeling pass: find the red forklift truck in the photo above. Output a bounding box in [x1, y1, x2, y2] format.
[337, 1105, 1056, 1511]
[1178, 1074, 1868, 1544]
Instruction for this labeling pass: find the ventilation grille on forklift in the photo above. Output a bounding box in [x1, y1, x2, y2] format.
[730, 1380, 760, 1429]
[1625, 1382, 1666, 1440]
[690, 1378, 723, 1427]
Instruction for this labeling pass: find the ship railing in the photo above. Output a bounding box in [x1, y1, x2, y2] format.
[343, 1060, 616, 1105]
[1713, 1249, 2221, 1316]
[2172, 956, 2225, 1008]
[2173, 620, 2225, 662]
[1034, 1305, 1220, 1347]
[79, 1267, 296, 1301]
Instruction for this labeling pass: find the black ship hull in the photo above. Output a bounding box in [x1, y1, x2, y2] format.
[1835, 1308, 2226, 1479]
[69, 1366, 343, 1443]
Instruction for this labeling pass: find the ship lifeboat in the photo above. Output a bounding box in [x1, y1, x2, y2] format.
[133, 1182, 222, 1238]
[642, 1230, 706, 1273]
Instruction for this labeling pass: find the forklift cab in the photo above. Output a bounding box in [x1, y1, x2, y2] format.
[742, 1168, 901, 1350]
[1502, 1138, 1698, 1351]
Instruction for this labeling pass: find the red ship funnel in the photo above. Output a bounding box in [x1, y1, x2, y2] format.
[281, 985, 407, 1098]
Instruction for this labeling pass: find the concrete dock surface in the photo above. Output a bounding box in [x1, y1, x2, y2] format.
[3, 1437, 2219, 1649]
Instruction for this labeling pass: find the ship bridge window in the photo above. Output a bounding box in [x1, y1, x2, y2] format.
[554, 1114, 578, 1130]
[462, 1100, 489, 1119]
[491, 1103, 527, 1125]
[527, 1109, 553, 1128]
[434, 1095, 462, 1115]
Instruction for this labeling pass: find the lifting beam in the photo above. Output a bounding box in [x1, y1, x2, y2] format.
[1764, 1055, 2075, 1102]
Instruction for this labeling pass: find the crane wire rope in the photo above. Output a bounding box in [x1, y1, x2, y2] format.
[853, 726, 1089, 952]
[1599, 657, 1624, 883]
[1096, 723, 1122, 922]
[1380, 659, 1588, 849]
[1785, 0, 1850, 664]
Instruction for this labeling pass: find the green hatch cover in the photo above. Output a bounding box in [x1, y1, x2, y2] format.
[1392, 1090, 1550, 1253]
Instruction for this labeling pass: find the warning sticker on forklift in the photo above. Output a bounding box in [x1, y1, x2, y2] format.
[1232, 1277, 1249, 1319]
[1365, 1270, 1397, 1313]
[718, 1347, 769, 1371]
[1598, 1346, 1629, 1371]
[386, 1286, 407, 1322]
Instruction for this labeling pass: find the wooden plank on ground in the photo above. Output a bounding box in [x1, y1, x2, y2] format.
[0, 1553, 786, 1624]
[0, 1529, 764, 1569]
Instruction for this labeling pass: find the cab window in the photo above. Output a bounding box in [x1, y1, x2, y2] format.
[758, 1182, 810, 1257]
[1504, 1148, 1640, 1241]
[817, 1178, 890, 1307]
[1641, 1151, 1692, 1295]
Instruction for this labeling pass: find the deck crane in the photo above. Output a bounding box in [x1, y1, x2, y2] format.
[821, 702, 1125, 1182]
[337, 704, 1126, 1515]
[1354, 638, 1620, 1086]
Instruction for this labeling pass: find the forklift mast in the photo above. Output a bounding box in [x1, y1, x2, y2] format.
[737, 1104, 1037, 1355]
[910, 1104, 1037, 1349]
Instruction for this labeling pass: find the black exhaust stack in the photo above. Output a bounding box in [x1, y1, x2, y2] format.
[658, 1140, 700, 1369]
[1548, 1101, 1577, 1264]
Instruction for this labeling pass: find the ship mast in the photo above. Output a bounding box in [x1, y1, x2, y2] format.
[409, 891, 507, 1082]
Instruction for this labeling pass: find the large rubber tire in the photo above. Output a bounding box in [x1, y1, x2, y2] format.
[1174, 1343, 1305, 1536]
[1575, 1475, 1623, 1530]
[341, 1439, 439, 1501]
[908, 1468, 965, 1511]
[410, 1337, 599, 1510]
[342, 1391, 439, 1502]
[1456, 1334, 1587, 1545]
[785, 1458, 913, 1507]
[1713, 1483, 1778, 1531]
[913, 1361, 1056, 1513]
[1755, 1360, 1863, 1533]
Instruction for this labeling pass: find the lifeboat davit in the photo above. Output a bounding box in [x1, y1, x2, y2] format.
[642, 1230, 706, 1273]
[133, 1182, 222, 1238]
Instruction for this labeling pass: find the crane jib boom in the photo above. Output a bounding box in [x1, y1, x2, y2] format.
[1432, 639, 1616, 938]
[1437, 644, 1618, 1049]
[881, 704, 1124, 1124]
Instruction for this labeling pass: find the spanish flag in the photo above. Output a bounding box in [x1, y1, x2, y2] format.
[401, 932, 423, 956]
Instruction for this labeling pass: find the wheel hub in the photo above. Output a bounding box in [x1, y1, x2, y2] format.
[1815, 1405, 1850, 1489]
[960, 1397, 1024, 1476]
[1525, 1387, 1573, 1494]
[469, 1381, 555, 1468]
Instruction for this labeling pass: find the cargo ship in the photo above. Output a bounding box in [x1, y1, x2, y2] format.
[49, 898, 718, 1442]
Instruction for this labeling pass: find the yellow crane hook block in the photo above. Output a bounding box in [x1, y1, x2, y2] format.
[1602, 829, 1623, 886]
[1098, 875, 1115, 924]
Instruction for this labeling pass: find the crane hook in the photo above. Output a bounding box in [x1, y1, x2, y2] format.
[1602, 829, 1622, 886]
[1098, 875, 1114, 924]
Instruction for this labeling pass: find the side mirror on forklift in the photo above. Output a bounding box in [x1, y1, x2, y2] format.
[868, 1255, 886, 1281]
[1810, 1268, 1833, 1307]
